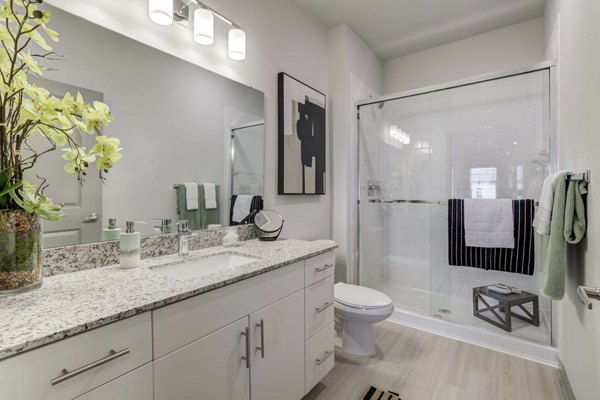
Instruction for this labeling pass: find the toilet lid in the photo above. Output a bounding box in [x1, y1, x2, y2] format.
[334, 283, 392, 309]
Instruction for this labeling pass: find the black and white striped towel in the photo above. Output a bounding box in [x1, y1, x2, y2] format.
[448, 199, 535, 275]
[230, 195, 263, 225]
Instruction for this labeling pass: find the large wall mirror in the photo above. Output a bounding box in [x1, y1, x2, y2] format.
[31, 6, 265, 248]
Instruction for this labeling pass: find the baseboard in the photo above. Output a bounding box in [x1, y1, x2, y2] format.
[557, 359, 577, 400]
[388, 308, 559, 368]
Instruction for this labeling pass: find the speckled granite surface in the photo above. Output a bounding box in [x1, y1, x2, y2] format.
[43, 224, 258, 276]
[0, 238, 337, 361]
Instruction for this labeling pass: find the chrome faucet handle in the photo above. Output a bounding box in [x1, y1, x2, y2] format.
[151, 218, 172, 234]
[176, 220, 189, 233]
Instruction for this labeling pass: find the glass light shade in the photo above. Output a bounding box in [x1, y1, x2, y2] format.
[228, 28, 246, 61]
[194, 8, 214, 45]
[149, 0, 173, 26]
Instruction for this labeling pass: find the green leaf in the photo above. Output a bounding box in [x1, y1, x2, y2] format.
[0, 180, 23, 197]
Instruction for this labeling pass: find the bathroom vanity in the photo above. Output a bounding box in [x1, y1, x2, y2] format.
[0, 239, 336, 400]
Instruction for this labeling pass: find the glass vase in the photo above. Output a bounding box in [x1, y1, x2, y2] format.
[0, 209, 43, 295]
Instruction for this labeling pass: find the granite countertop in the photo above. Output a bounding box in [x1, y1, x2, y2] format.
[0, 239, 337, 361]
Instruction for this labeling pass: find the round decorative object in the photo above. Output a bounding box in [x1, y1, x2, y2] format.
[0, 210, 43, 295]
[254, 210, 284, 241]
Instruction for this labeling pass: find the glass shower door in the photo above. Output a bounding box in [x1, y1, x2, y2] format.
[357, 69, 552, 345]
[358, 93, 434, 315]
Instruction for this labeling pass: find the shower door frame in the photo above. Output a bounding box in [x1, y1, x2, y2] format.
[353, 61, 557, 337]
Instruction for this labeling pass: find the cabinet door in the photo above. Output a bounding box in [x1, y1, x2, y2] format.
[74, 364, 153, 400]
[154, 316, 250, 400]
[250, 290, 305, 400]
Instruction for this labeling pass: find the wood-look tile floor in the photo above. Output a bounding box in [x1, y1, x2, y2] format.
[303, 321, 570, 400]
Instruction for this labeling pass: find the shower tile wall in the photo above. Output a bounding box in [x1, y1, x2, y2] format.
[359, 69, 552, 344]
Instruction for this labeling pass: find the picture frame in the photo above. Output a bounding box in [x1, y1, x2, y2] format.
[277, 72, 326, 195]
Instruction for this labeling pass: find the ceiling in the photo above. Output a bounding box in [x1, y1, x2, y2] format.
[291, 0, 547, 61]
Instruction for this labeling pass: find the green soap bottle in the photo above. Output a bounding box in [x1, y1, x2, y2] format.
[102, 218, 121, 241]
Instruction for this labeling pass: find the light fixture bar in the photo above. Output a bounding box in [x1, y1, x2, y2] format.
[174, 0, 241, 29]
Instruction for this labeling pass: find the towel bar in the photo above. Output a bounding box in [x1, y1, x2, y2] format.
[576, 286, 600, 310]
[565, 170, 591, 182]
[368, 199, 540, 206]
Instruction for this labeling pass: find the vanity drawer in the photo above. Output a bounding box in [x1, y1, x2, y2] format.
[305, 275, 334, 340]
[305, 322, 335, 394]
[73, 363, 153, 400]
[305, 251, 335, 287]
[0, 313, 152, 400]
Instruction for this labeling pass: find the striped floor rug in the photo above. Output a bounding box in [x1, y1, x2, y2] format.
[360, 385, 401, 400]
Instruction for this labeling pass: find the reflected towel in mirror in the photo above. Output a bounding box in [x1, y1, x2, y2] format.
[184, 182, 198, 211]
[203, 182, 217, 209]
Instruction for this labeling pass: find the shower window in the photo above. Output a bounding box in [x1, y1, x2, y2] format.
[470, 167, 497, 199]
[357, 69, 552, 345]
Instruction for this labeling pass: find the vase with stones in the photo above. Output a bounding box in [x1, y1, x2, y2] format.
[0, 1, 122, 295]
[0, 210, 43, 295]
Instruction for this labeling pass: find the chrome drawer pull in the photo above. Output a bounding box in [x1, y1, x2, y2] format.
[315, 301, 333, 313]
[51, 348, 130, 385]
[256, 319, 265, 358]
[241, 327, 250, 368]
[315, 264, 334, 273]
[316, 350, 333, 365]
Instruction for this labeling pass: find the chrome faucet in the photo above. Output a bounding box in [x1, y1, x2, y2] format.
[177, 220, 198, 256]
[151, 218, 172, 234]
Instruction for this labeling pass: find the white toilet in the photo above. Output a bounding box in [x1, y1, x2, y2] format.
[334, 283, 394, 358]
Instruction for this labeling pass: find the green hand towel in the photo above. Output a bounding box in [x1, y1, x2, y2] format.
[564, 180, 588, 244]
[541, 174, 588, 300]
[176, 184, 220, 230]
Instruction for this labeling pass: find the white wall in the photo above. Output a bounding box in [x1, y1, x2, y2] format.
[47, 0, 331, 240]
[382, 18, 546, 94]
[328, 25, 382, 282]
[545, 1, 600, 399]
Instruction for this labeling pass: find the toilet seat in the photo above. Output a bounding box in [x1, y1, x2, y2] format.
[334, 283, 392, 310]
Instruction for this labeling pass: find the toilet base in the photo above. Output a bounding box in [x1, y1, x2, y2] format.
[339, 320, 375, 358]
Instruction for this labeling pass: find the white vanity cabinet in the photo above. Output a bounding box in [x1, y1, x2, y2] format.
[303, 251, 336, 394]
[153, 260, 308, 400]
[250, 290, 305, 400]
[0, 313, 152, 400]
[153, 251, 335, 400]
[73, 364, 153, 400]
[0, 250, 336, 400]
[154, 290, 305, 400]
[154, 317, 250, 400]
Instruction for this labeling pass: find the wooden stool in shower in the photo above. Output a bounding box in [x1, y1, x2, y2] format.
[472, 285, 540, 332]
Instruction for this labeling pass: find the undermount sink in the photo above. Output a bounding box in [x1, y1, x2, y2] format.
[152, 253, 259, 280]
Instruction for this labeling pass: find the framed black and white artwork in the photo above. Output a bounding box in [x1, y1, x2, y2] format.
[278, 72, 326, 195]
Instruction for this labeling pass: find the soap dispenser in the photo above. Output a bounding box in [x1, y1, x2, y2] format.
[119, 221, 140, 268]
[101, 218, 121, 241]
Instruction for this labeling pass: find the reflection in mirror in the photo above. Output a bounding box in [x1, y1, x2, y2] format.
[33, 6, 265, 248]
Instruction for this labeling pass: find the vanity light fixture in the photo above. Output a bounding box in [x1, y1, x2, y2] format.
[193, 7, 214, 45]
[228, 27, 246, 61]
[149, 0, 246, 61]
[149, 0, 174, 26]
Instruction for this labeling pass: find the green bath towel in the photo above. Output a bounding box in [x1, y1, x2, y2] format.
[541, 174, 588, 300]
[176, 184, 220, 230]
